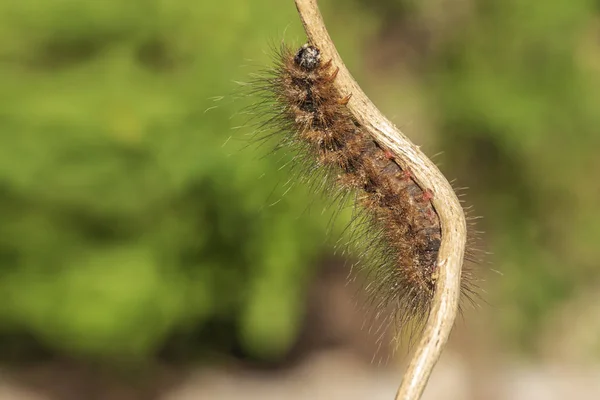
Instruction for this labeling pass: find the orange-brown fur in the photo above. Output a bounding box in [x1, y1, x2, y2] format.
[253, 43, 479, 332]
[270, 44, 443, 317]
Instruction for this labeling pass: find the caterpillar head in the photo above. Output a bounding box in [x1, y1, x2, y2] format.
[294, 44, 321, 71]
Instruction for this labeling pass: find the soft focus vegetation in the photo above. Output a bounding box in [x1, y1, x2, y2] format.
[0, 0, 599, 362]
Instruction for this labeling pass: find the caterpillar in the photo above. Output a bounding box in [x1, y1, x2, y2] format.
[248, 42, 478, 342]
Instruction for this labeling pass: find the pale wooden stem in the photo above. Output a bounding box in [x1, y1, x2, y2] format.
[292, 1, 467, 399]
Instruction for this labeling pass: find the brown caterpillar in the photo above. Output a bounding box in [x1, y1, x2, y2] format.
[250, 43, 477, 339]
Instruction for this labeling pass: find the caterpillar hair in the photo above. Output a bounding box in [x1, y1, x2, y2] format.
[248, 41, 478, 334]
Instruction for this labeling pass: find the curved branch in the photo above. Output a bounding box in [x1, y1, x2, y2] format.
[292, 1, 467, 399]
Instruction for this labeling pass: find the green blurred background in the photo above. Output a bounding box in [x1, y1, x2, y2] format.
[1, 0, 599, 369]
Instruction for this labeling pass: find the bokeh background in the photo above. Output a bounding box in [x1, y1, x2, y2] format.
[1, 0, 600, 399]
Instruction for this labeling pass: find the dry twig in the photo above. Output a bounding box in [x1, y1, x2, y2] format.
[292, 1, 467, 399]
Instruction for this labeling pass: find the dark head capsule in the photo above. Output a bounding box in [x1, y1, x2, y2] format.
[294, 44, 321, 71]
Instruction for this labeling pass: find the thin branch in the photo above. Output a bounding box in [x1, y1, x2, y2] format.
[292, 1, 467, 399]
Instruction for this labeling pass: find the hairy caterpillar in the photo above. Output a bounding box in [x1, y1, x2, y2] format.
[247, 42, 478, 343]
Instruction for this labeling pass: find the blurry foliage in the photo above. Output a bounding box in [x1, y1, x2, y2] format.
[1, 0, 599, 362]
[0, 0, 372, 361]
[350, 0, 600, 350]
[425, 0, 600, 349]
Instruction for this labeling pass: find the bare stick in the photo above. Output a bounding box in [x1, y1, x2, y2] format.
[292, 1, 466, 399]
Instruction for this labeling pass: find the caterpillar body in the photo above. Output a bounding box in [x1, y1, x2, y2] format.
[251, 43, 475, 337]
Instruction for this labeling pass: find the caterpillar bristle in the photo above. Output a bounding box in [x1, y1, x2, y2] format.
[243, 41, 483, 348]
